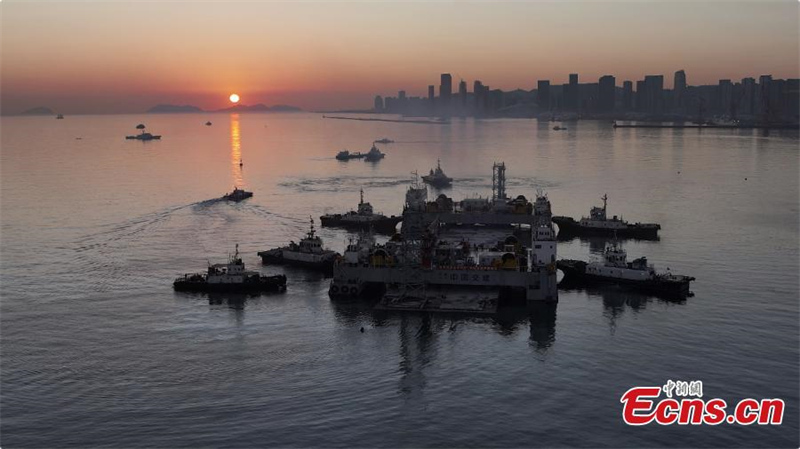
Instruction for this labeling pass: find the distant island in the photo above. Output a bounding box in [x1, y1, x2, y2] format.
[21, 106, 56, 115]
[146, 103, 303, 113]
[147, 104, 203, 113]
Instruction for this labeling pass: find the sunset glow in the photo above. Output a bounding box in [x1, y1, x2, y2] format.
[0, 2, 797, 114]
[229, 94, 240, 104]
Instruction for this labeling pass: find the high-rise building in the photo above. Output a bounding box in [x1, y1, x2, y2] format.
[758, 75, 773, 118]
[440, 73, 452, 109]
[674, 70, 687, 111]
[717, 80, 733, 115]
[473, 80, 484, 112]
[635, 80, 646, 111]
[567, 73, 579, 110]
[459, 80, 467, 107]
[374, 95, 384, 112]
[740, 77, 756, 117]
[643, 75, 664, 114]
[428, 85, 435, 103]
[622, 81, 633, 110]
[537, 80, 551, 110]
[598, 75, 615, 112]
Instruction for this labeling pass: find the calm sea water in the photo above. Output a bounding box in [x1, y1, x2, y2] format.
[1, 113, 798, 448]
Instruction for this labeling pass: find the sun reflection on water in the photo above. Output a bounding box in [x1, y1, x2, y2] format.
[230, 113, 243, 188]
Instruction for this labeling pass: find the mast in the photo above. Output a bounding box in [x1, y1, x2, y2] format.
[601, 194, 608, 213]
[360, 188, 364, 205]
[308, 216, 316, 238]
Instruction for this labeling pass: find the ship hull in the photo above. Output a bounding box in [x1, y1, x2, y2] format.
[421, 176, 452, 188]
[557, 259, 692, 297]
[258, 249, 337, 271]
[319, 216, 402, 234]
[173, 275, 286, 293]
[552, 216, 660, 239]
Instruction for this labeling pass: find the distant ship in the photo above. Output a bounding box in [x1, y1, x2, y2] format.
[222, 187, 253, 202]
[557, 241, 694, 298]
[374, 138, 394, 144]
[363, 145, 385, 162]
[320, 188, 402, 234]
[56, 114, 64, 119]
[205, 121, 212, 126]
[258, 218, 339, 271]
[125, 123, 161, 140]
[173, 245, 287, 293]
[421, 159, 453, 187]
[335, 150, 365, 161]
[552, 194, 660, 239]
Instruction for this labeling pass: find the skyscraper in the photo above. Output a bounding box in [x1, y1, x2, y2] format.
[635, 80, 646, 111]
[428, 85, 435, 102]
[598, 75, 615, 112]
[674, 70, 687, 111]
[373, 95, 384, 112]
[758, 74, 772, 117]
[459, 79, 467, 108]
[440, 73, 452, 110]
[644, 75, 664, 114]
[537, 80, 551, 110]
[567, 73, 579, 110]
[622, 81, 633, 110]
[740, 77, 756, 116]
[473, 80, 484, 112]
[717, 80, 733, 115]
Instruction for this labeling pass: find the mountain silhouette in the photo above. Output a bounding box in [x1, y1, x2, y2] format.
[21, 106, 56, 115]
[147, 104, 203, 113]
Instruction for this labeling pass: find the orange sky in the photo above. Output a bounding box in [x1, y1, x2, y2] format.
[1, 1, 798, 114]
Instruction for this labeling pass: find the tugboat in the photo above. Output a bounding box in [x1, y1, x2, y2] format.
[205, 121, 212, 126]
[125, 124, 161, 140]
[173, 245, 287, 293]
[557, 241, 694, 298]
[320, 188, 402, 234]
[222, 187, 253, 202]
[552, 195, 660, 239]
[374, 138, 394, 144]
[421, 159, 453, 188]
[363, 145, 385, 162]
[258, 217, 340, 271]
[335, 150, 364, 161]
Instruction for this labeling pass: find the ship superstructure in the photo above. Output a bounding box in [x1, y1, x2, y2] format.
[258, 218, 339, 271]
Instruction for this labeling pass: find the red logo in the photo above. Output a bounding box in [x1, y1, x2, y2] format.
[621, 381, 784, 426]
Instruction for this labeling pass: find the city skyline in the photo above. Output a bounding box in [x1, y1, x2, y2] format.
[2, 1, 798, 114]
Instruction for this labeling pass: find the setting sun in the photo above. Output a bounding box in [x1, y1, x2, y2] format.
[229, 93, 240, 104]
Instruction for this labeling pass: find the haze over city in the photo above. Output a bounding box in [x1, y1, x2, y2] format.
[1, 1, 798, 114]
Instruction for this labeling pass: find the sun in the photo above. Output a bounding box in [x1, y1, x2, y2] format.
[229, 93, 240, 104]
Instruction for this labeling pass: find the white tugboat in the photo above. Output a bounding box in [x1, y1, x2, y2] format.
[258, 218, 340, 271]
[363, 145, 385, 162]
[557, 241, 694, 298]
[319, 188, 402, 234]
[173, 245, 287, 293]
[552, 194, 660, 239]
[421, 159, 453, 187]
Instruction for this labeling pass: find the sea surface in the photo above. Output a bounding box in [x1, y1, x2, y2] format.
[1, 113, 798, 448]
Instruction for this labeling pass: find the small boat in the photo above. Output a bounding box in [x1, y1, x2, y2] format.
[222, 187, 253, 202]
[557, 241, 694, 298]
[239, 159, 243, 167]
[258, 217, 340, 271]
[173, 244, 286, 293]
[320, 188, 401, 234]
[56, 114, 64, 119]
[374, 138, 394, 144]
[553, 125, 565, 131]
[336, 150, 364, 161]
[552, 194, 660, 239]
[363, 145, 385, 162]
[126, 123, 161, 140]
[421, 159, 453, 188]
[205, 121, 212, 126]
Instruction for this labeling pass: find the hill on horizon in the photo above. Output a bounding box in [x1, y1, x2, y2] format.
[20, 106, 56, 115]
[147, 104, 203, 113]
